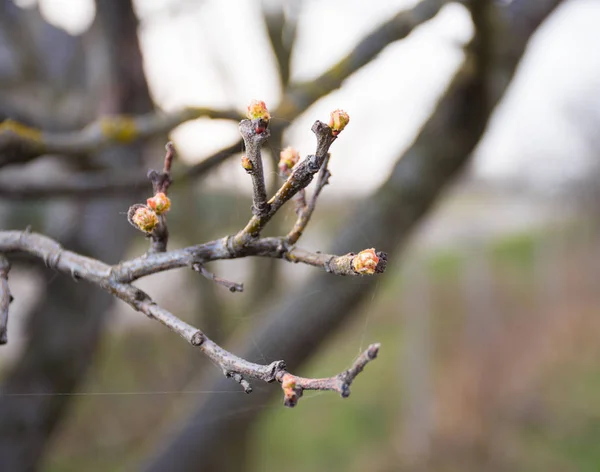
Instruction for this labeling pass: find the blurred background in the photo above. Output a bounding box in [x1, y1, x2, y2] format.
[1, 0, 600, 471]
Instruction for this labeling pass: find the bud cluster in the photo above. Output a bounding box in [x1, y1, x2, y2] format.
[129, 192, 172, 234]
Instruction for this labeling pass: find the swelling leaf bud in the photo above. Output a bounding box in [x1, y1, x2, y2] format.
[352, 248, 379, 275]
[328, 109, 350, 136]
[146, 192, 171, 214]
[247, 100, 271, 122]
[129, 205, 159, 233]
[278, 146, 300, 175]
[241, 155, 253, 172]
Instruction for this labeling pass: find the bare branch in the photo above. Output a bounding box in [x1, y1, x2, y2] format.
[287, 152, 331, 245]
[192, 263, 244, 293]
[0, 231, 377, 404]
[232, 120, 336, 248]
[279, 343, 380, 406]
[0, 107, 243, 166]
[276, 0, 449, 119]
[0, 254, 11, 345]
[0, 140, 243, 200]
[239, 120, 270, 216]
[263, 1, 300, 87]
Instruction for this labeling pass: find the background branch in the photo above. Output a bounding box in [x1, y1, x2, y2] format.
[0, 140, 243, 200]
[0, 107, 242, 167]
[0, 254, 11, 345]
[145, 1, 562, 469]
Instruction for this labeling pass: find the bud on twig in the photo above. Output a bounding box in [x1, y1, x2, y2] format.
[278, 146, 300, 176]
[146, 192, 171, 214]
[352, 248, 379, 275]
[281, 374, 299, 407]
[247, 100, 270, 133]
[241, 155, 253, 172]
[128, 205, 159, 233]
[328, 109, 350, 136]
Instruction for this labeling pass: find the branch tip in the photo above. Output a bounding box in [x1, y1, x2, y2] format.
[193, 263, 244, 293]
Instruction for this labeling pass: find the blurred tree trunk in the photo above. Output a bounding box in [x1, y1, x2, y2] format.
[144, 2, 562, 470]
[0, 1, 153, 470]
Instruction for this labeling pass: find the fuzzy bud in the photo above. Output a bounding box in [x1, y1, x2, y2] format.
[146, 192, 171, 214]
[131, 206, 159, 233]
[328, 109, 350, 136]
[241, 155, 253, 172]
[278, 147, 300, 175]
[352, 248, 379, 275]
[247, 100, 271, 122]
[281, 374, 299, 407]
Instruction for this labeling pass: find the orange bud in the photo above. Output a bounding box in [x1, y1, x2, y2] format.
[241, 155, 253, 171]
[131, 206, 159, 232]
[352, 248, 379, 275]
[278, 147, 300, 175]
[328, 109, 350, 136]
[281, 375, 296, 391]
[146, 192, 171, 214]
[247, 100, 271, 122]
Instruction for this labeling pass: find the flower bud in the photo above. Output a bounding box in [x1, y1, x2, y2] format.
[352, 248, 379, 275]
[131, 206, 159, 233]
[146, 192, 171, 214]
[247, 100, 271, 122]
[241, 155, 253, 172]
[278, 147, 300, 175]
[281, 374, 299, 407]
[281, 375, 296, 391]
[328, 109, 350, 136]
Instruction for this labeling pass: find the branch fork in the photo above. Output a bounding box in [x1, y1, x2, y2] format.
[0, 102, 385, 407]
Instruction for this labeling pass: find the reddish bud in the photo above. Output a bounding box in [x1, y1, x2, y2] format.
[241, 155, 253, 172]
[352, 248, 379, 275]
[328, 109, 350, 136]
[146, 192, 171, 214]
[131, 206, 159, 233]
[278, 147, 300, 175]
[247, 100, 271, 122]
[281, 374, 299, 407]
[281, 375, 297, 391]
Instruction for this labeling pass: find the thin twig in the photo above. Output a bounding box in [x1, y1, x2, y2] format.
[231, 120, 336, 249]
[287, 152, 331, 244]
[0, 107, 243, 166]
[239, 120, 270, 216]
[275, 0, 449, 119]
[278, 343, 380, 406]
[0, 254, 11, 345]
[192, 263, 244, 293]
[146, 142, 176, 253]
[0, 140, 243, 200]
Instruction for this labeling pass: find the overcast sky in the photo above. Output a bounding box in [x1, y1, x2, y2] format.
[27, 0, 600, 195]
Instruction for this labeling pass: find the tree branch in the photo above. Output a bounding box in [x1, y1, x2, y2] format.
[0, 140, 243, 200]
[263, 2, 300, 88]
[286, 152, 331, 245]
[0, 254, 11, 345]
[275, 0, 449, 119]
[0, 107, 242, 166]
[0, 230, 379, 405]
[239, 120, 270, 216]
[232, 120, 336, 248]
[279, 343, 380, 407]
